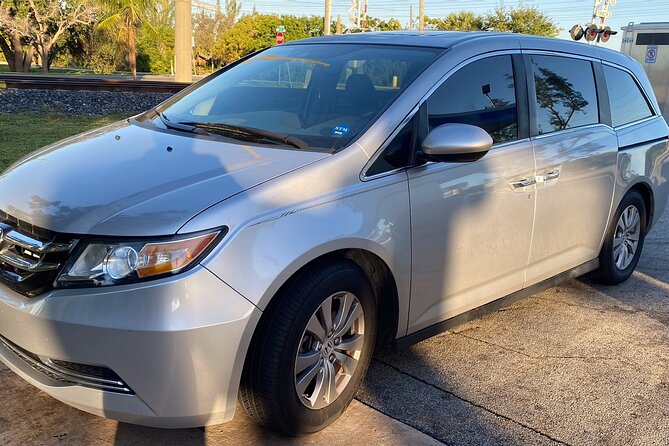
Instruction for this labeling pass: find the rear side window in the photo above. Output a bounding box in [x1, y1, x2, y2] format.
[426, 55, 518, 144]
[603, 65, 654, 127]
[530, 55, 599, 135]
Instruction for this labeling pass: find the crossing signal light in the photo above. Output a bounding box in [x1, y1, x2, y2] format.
[570, 24, 584, 41]
[585, 24, 599, 42]
[571, 23, 619, 43]
[598, 26, 617, 43]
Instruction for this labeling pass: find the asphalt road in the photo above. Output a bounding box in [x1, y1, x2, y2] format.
[1, 203, 668, 445]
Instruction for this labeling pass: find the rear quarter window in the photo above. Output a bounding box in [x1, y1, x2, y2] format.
[603, 65, 654, 128]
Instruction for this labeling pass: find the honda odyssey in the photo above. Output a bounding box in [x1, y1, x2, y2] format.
[0, 32, 667, 435]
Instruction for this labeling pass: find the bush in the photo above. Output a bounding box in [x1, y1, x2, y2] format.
[137, 27, 175, 75]
[213, 14, 323, 65]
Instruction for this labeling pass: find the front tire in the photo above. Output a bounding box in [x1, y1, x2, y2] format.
[239, 260, 377, 436]
[591, 190, 646, 284]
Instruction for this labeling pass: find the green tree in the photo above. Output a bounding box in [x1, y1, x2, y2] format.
[142, 0, 174, 29]
[482, 5, 559, 37]
[137, 0, 174, 74]
[0, 0, 34, 72]
[212, 14, 323, 65]
[427, 11, 483, 31]
[0, 0, 97, 72]
[29, 0, 98, 72]
[194, 0, 241, 69]
[137, 26, 174, 74]
[365, 17, 403, 31]
[98, 0, 156, 77]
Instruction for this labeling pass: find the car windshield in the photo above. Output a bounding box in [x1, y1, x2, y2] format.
[158, 44, 443, 152]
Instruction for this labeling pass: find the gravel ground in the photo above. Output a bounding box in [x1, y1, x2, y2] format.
[0, 88, 173, 116]
[357, 206, 669, 445]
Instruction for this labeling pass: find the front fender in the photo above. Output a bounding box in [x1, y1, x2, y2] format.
[200, 172, 412, 338]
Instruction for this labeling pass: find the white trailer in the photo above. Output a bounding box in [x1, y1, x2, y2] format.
[621, 22, 669, 118]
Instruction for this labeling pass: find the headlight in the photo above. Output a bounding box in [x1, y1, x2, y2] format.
[55, 230, 222, 288]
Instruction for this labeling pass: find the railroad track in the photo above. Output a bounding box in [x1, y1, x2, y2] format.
[0, 74, 191, 94]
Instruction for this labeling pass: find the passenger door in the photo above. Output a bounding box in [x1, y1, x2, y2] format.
[524, 54, 618, 285]
[407, 55, 537, 333]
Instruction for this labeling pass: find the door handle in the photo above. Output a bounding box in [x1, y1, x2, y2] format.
[509, 177, 536, 189]
[543, 169, 560, 181]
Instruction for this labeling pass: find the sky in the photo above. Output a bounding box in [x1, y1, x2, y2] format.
[208, 0, 669, 50]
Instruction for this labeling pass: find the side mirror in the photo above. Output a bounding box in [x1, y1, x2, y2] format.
[421, 123, 493, 163]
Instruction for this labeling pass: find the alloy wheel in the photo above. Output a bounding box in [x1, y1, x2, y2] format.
[294, 291, 365, 410]
[613, 204, 641, 270]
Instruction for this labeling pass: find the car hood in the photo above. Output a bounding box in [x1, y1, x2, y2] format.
[0, 120, 328, 236]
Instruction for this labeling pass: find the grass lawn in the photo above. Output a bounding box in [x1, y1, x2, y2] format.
[0, 63, 177, 77]
[0, 65, 97, 75]
[0, 113, 121, 172]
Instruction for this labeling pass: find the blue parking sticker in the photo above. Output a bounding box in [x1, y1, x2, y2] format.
[332, 125, 350, 136]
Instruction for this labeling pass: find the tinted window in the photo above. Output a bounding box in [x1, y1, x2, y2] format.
[427, 55, 518, 144]
[530, 55, 599, 135]
[162, 44, 441, 152]
[367, 120, 413, 176]
[636, 33, 669, 45]
[338, 59, 413, 90]
[603, 65, 654, 127]
[241, 60, 312, 89]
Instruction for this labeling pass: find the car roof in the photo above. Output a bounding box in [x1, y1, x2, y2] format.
[288, 31, 637, 70]
[286, 31, 510, 48]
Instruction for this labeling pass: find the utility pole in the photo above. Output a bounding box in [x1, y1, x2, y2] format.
[337, 14, 342, 34]
[590, 0, 599, 27]
[175, 0, 192, 82]
[357, 0, 361, 29]
[409, 4, 414, 30]
[362, 0, 368, 30]
[324, 0, 332, 35]
[419, 0, 425, 32]
[348, 0, 358, 29]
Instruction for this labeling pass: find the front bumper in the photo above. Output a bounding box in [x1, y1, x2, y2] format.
[0, 265, 261, 428]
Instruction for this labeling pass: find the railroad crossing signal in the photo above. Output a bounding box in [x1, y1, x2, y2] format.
[570, 23, 617, 43]
[570, 0, 617, 45]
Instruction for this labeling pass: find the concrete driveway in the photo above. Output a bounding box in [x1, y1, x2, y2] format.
[1, 205, 668, 445]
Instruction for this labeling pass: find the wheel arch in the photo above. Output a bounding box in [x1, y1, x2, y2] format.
[628, 181, 655, 230]
[260, 248, 401, 346]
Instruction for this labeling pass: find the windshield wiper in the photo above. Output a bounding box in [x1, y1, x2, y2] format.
[156, 112, 209, 136]
[183, 122, 310, 151]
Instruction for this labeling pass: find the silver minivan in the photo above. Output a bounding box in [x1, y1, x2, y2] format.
[0, 32, 667, 435]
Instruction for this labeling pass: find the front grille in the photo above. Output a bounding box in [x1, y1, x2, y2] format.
[0, 211, 77, 297]
[0, 335, 133, 394]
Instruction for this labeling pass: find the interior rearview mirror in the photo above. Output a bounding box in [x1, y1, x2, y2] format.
[421, 123, 493, 163]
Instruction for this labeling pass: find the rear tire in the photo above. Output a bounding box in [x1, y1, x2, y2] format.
[591, 190, 646, 285]
[239, 260, 377, 436]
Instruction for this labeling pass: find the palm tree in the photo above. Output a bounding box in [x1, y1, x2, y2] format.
[443, 11, 482, 31]
[98, 0, 155, 77]
[426, 11, 483, 32]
